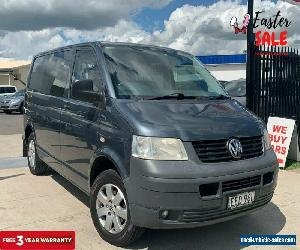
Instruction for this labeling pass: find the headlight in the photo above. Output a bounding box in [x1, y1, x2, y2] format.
[10, 100, 18, 105]
[132, 135, 188, 160]
[263, 128, 272, 151]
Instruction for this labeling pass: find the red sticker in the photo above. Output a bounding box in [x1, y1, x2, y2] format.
[0, 231, 75, 249]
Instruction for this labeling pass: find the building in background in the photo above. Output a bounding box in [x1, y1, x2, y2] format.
[197, 54, 246, 81]
[0, 61, 31, 90]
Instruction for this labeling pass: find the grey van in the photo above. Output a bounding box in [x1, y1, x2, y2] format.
[23, 42, 278, 246]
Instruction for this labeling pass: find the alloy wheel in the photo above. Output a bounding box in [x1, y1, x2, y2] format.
[28, 140, 36, 169]
[96, 184, 128, 234]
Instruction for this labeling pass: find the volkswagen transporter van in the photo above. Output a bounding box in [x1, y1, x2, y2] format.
[23, 42, 278, 246]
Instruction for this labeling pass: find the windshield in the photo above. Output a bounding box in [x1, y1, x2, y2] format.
[0, 87, 16, 94]
[102, 45, 227, 99]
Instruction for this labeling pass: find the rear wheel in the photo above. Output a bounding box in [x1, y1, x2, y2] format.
[27, 133, 48, 175]
[90, 169, 144, 247]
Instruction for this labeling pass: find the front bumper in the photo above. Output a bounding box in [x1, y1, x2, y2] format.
[0, 104, 20, 111]
[125, 150, 278, 229]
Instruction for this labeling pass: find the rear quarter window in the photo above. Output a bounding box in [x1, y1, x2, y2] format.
[29, 50, 73, 97]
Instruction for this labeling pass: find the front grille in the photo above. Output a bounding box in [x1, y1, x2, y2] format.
[192, 135, 263, 163]
[181, 192, 273, 223]
[222, 175, 261, 192]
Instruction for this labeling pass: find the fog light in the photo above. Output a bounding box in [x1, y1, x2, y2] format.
[263, 172, 274, 186]
[161, 210, 169, 219]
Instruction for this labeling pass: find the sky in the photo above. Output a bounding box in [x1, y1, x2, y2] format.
[0, 0, 299, 60]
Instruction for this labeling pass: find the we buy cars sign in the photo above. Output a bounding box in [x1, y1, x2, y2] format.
[267, 117, 295, 168]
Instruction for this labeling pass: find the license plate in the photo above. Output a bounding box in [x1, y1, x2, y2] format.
[228, 191, 255, 209]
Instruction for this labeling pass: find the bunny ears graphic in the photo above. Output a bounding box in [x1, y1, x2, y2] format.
[230, 14, 250, 34]
[230, 17, 238, 27]
[242, 14, 250, 28]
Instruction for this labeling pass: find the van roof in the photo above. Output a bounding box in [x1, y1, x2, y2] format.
[33, 41, 185, 59]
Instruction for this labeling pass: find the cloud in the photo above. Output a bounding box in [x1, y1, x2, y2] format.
[0, 20, 151, 59]
[145, 0, 300, 55]
[0, 0, 299, 60]
[63, 20, 151, 44]
[0, 29, 66, 59]
[0, 0, 172, 31]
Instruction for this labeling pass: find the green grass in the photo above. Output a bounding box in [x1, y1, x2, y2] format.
[285, 159, 300, 170]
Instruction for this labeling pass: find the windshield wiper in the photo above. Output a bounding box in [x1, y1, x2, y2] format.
[147, 93, 197, 100]
[146, 93, 230, 100]
[209, 94, 231, 100]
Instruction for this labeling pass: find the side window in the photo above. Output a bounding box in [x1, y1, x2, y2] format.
[29, 55, 52, 94]
[49, 51, 72, 97]
[71, 49, 103, 104]
[29, 51, 72, 97]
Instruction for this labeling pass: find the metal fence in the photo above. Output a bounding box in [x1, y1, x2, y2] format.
[247, 45, 300, 128]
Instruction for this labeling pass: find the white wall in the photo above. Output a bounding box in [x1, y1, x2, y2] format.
[206, 64, 246, 81]
[0, 74, 12, 85]
[12, 64, 30, 90]
[0, 64, 30, 90]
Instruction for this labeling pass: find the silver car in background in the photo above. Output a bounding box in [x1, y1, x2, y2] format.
[0, 89, 25, 114]
[222, 78, 246, 106]
[0, 85, 17, 103]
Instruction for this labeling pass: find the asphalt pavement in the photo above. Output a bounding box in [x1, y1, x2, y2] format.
[0, 111, 23, 159]
[0, 111, 23, 135]
[0, 166, 299, 250]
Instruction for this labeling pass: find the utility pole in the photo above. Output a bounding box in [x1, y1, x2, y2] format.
[246, 0, 254, 110]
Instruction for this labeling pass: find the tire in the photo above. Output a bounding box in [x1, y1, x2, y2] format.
[90, 170, 144, 247]
[27, 133, 48, 175]
[19, 103, 24, 114]
[4, 110, 12, 114]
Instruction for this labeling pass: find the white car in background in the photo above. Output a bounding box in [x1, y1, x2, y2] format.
[0, 85, 17, 104]
[0, 89, 25, 114]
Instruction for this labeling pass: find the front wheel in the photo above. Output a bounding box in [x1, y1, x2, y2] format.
[90, 170, 144, 247]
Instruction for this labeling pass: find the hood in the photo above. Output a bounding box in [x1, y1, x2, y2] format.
[114, 99, 264, 141]
[2, 96, 23, 102]
[0, 93, 14, 100]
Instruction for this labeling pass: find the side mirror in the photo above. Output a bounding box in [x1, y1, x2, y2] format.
[71, 79, 101, 104]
